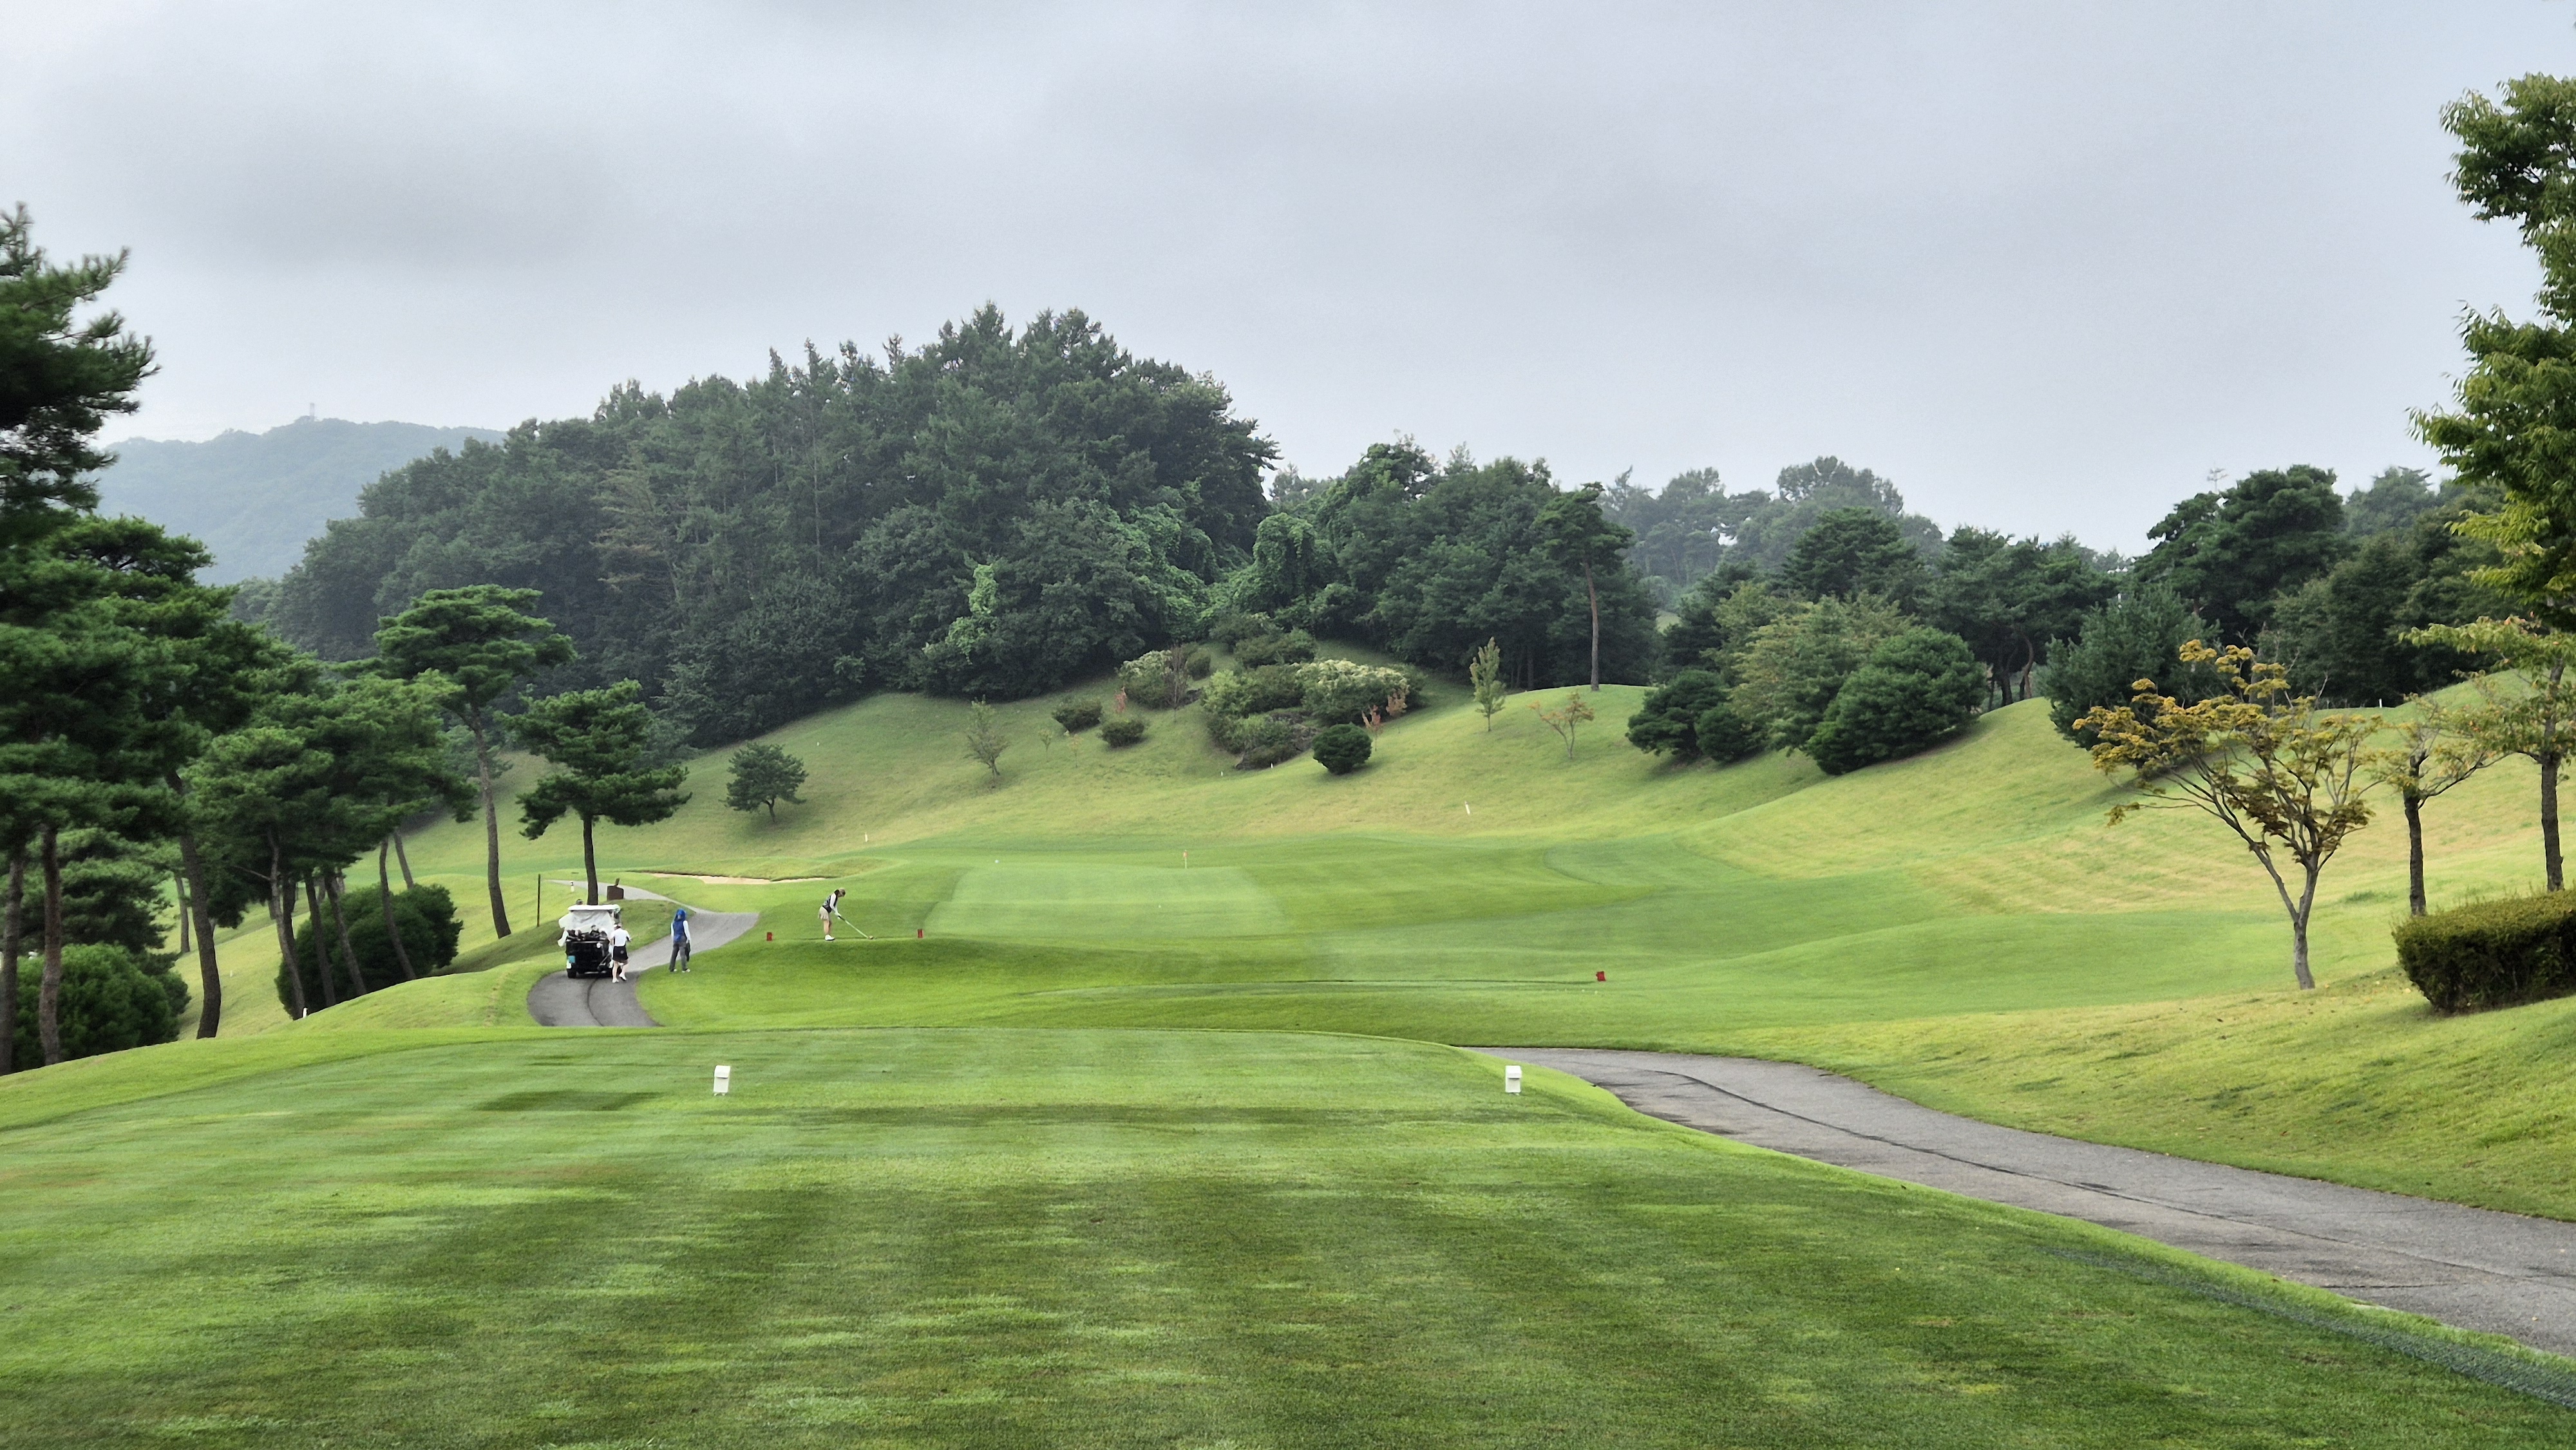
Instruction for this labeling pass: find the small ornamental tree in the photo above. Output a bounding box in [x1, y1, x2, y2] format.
[1626, 670, 1733, 760]
[515, 681, 690, 905]
[965, 700, 1010, 778]
[1528, 691, 1596, 761]
[1312, 724, 1372, 775]
[2367, 705, 2498, 916]
[2409, 619, 2576, 890]
[2081, 642, 2379, 990]
[724, 742, 809, 821]
[1469, 637, 1507, 731]
[1804, 629, 1984, 776]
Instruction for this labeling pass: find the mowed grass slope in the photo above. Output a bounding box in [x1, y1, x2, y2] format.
[6, 1027, 2572, 1448]
[298, 673, 2576, 1221]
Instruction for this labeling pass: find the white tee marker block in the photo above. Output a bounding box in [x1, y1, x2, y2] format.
[1504, 1065, 1522, 1095]
[713, 1065, 732, 1096]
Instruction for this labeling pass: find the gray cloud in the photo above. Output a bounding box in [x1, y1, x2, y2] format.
[3, 1, 2565, 551]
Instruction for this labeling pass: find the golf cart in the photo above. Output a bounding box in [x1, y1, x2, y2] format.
[559, 901, 623, 979]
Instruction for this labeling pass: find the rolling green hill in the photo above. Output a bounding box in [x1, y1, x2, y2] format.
[15, 670, 2576, 1442]
[159, 664, 2562, 1221]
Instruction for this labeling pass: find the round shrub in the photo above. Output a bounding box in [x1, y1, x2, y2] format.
[1184, 645, 1215, 679]
[277, 885, 462, 1013]
[10, 944, 181, 1067]
[1052, 698, 1104, 732]
[1313, 724, 1373, 775]
[1803, 628, 1984, 776]
[2395, 892, 2576, 1012]
[1100, 717, 1148, 748]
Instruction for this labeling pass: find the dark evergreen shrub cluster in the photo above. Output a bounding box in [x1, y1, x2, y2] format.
[1100, 717, 1148, 748]
[1052, 698, 1104, 732]
[277, 885, 462, 1013]
[2394, 892, 2576, 1012]
[10, 945, 182, 1068]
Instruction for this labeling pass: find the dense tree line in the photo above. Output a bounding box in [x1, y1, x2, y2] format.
[261, 306, 1273, 742]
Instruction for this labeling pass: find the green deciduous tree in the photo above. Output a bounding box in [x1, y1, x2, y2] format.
[1728, 594, 1911, 753]
[2368, 706, 2499, 916]
[1805, 629, 1986, 776]
[515, 681, 689, 905]
[1469, 637, 1506, 731]
[725, 742, 809, 820]
[964, 701, 1009, 780]
[374, 586, 576, 937]
[2409, 617, 2576, 890]
[2083, 643, 2379, 990]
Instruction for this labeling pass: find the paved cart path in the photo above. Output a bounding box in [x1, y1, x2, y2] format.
[527, 886, 759, 1028]
[1496, 1048, 2576, 1359]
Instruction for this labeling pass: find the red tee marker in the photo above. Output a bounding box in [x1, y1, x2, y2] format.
[1595, 970, 1606, 982]
[765, 931, 773, 942]
[916, 927, 924, 939]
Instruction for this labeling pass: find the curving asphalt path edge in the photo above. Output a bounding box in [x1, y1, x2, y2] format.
[526, 889, 760, 1028]
[1493, 1048, 2576, 1359]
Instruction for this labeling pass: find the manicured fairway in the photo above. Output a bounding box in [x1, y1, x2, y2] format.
[6, 1028, 2572, 1447]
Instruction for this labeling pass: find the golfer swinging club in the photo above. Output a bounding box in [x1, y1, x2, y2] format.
[822, 887, 845, 941]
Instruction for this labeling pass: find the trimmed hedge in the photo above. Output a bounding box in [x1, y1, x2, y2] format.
[2394, 891, 2576, 1012]
[1313, 723, 1373, 775]
[1100, 717, 1147, 748]
[1052, 698, 1103, 732]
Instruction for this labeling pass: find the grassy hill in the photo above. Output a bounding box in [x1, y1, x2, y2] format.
[17, 670, 2576, 1440]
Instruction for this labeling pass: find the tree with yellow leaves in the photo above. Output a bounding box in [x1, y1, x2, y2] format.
[2081, 642, 2379, 990]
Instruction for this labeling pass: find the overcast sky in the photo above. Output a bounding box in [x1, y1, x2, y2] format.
[6, 3, 2571, 552]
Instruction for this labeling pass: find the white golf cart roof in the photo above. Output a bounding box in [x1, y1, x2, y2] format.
[558, 902, 623, 933]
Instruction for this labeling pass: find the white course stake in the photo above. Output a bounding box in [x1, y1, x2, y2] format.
[1504, 1065, 1521, 1095]
[713, 1065, 732, 1096]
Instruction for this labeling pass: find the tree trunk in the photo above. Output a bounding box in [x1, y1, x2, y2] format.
[475, 712, 513, 937]
[393, 831, 416, 890]
[39, 824, 66, 1065]
[1, 854, 21, 1075]
[2546, 749, 2564, 892]
[1585, 560, 1600, 692]
[303, 876, 337, 1008]
[2405, 791, 2428, 917]
[378, 840, 415, 980]
[269, 836, 308, 1019]
[2290, 864, 2319, 991]
[581, 815, 600, 905]
[174, 872, 192, 955]
[165, 773, 224, 1039]
[325, 874, 368, 998]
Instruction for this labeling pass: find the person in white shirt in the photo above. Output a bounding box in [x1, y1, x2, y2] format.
[609, 923, 632, 981]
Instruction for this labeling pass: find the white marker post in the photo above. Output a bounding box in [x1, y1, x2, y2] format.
[1504, 1065, 1521, 1095]
[713, 1065, 732, 1096]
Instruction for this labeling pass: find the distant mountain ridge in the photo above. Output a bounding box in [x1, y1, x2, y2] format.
[95, 417, 502, 582]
